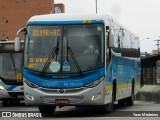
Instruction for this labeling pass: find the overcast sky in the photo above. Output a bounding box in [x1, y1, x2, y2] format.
[55, 0, 160, 53]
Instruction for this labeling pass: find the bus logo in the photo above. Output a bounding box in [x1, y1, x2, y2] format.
[59, 89, 64, 93]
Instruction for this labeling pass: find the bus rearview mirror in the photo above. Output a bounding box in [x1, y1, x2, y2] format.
[109, 34, 114, 48]
[15, 37, 21, 51]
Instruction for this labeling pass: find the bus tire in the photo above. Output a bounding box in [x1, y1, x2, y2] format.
[38, 105, 56, 116]
[100, 87, 115, 113]
[118, 99, 126, 106]
[106, 89, 115, 112]
[14, 100, 20, 106]
[2, 99, 9, 107]
[126, 82, 134, 106]
[9, 100, 14, 106]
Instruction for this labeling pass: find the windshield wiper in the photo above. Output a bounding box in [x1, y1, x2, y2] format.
[40, 37, 60, 75]
[0, 53, 20, 84]
[67, 46, 84, 77]
[40, 47, 59, 76]
[9, 53, 17, 77]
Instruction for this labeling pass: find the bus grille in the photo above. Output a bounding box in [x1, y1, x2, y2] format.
[40, 96, 84, 104]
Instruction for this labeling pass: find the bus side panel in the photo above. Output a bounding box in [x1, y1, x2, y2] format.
[106, 21, 140, 101]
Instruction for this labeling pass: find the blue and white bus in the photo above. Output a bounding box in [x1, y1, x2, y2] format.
[15, 13, 141, 115]
[0, 40, 24, 106]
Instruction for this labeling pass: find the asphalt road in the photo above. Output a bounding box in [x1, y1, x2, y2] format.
[0, 101, 159, 120]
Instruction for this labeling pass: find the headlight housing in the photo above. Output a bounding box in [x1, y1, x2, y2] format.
[0, 85, 5, 91]
[85, 77, 104, 88]
[24, 79, 39, 88]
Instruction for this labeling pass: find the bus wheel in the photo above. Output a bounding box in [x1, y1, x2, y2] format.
[100, 90, 115, 113]
[9, 100, 14, 106]
[2, 99, 9, 107]
[126, 84, 134, 106]
[14, 100, 20, 106]
[118, 99, 126, 107]
[38, 105, 56, 116]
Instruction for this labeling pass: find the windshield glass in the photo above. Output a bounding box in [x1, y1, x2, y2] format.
[25, 24, 104, 73]
[0, 53, 23, 80]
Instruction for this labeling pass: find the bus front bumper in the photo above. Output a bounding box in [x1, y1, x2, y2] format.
[24, 81, 105, 106]
[0, 90, 24, 100]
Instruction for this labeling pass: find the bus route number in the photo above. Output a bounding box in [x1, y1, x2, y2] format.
[64, 83, 83, 87]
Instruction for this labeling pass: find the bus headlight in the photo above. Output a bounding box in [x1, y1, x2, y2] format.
[24, 79, 39, 88]
[0, 85, 5, 91]
[85, 77, 104, 88]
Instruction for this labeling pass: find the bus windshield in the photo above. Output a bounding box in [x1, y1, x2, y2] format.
[0, 53, 23, 80]
[25, 24, 104, 74]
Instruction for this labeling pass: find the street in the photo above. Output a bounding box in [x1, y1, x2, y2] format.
[0, 101, 159, 119]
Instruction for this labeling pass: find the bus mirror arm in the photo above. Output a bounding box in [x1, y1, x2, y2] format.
[15, 28, 26, 51]
[109, 33, 114, 48]
[16, 28, 26, 36]
[106, 26, 114, 48]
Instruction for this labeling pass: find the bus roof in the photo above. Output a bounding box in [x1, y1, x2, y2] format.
[27, 13, 112, 24]
[27, 13, 138, 37]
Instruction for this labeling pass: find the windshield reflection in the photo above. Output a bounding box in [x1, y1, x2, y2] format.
[25, 24, 104, 74]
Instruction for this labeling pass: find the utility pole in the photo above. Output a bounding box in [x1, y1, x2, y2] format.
[154, 40, 160, 53]
[95, 0, 97, 14]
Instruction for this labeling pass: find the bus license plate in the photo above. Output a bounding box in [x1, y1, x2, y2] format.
[55, 99, 69, 105]
[17, 95, 24, 99]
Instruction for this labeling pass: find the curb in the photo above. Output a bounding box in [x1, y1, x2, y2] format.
[136, 85, 160, 103]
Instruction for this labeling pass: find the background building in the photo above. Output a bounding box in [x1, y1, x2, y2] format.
[55, 3, 65, 13]
[0, 0, 54, 40]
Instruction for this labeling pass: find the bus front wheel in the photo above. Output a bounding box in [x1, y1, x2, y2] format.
[100, 89, 115, 113]
[126, 83, 134, 106]
[118, 98, 126, 106]
[38, 105, 56, 116]
[2, 99, 9, 107]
